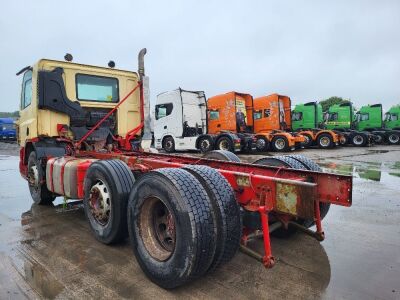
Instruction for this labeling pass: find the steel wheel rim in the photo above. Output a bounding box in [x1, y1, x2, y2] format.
[256, 138, 266, 150]
[304, 135, 310, 145]
[389, 134, 399, 143]
[353, 135, 364, 145]
[165, 140, 173, 150]
[89, 180, 112, 226]
[28, 164, 40, 191]
[200, 139, 210, 150]
[375, 135, 382, 143]
[320, 136, 330, 147]
[275, 138, 285, 150]
[139, 196, 176, 261]
[219, 140, 229, 151]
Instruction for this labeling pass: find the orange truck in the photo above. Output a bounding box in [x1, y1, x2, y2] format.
[207, 92, 256, 152]
[253, 94, 306, 151]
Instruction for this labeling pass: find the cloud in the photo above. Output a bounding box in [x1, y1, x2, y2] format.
[0, 0, 399, 112]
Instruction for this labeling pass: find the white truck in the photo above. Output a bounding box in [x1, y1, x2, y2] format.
[154, 88, 243, 153]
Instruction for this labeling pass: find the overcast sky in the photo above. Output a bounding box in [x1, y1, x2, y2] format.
[1, 0, 399, 112]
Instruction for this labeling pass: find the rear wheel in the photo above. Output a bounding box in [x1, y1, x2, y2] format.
[83, 160, 135, 244]
[162, 136, 175, 153]
[317, 133, 333, 149]
[216, 136, 234, 152]
[373, 133, 384, 144]
[27, 151, 55, 205]
[302, 133, 313, 148]
[255, 136, 269, 152]
[271, 136, 289, 152]
[127, 168, 216, 289]
[203, 150, 240, 162]
[183, 165, 241, 273]
[387, 132, 400, 145]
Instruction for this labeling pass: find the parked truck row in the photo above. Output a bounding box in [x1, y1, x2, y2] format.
[154, 89, 400, 153]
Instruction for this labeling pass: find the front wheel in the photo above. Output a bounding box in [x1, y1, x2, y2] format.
[352, 133, 367, 146]
[197, 136, 214, 153]
[162, 137, 175, 153]
[27, 151, 55, 205]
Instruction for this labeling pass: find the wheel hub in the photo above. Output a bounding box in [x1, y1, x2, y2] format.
[220, 140, 229, 151]
[89, 181, 111, 226]
[389, 134, 399, 143]
[320, 137, 330, 147]
[275, 139, 285, 150]
[353, 135, 363, 145]
[256, 138, 266, 149]
[200, 139, 210, 150]
[139, 197, 176, 261]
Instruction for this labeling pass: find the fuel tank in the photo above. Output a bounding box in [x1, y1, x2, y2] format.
[46, 157, 98, 199]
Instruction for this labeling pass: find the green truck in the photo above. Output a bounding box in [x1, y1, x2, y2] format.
[325, 102, 376, 146]
[384, 105, 400, 130]
[291, 102, 341, 148]
[354, 104, 400, 144]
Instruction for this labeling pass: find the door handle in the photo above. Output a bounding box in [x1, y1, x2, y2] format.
[164, 125, 167, 129]
[26, 127, 29, 136]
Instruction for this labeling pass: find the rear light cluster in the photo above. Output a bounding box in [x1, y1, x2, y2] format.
[234, 138, 241, 143]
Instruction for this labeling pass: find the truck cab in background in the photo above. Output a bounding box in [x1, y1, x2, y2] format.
[154, 88, 212, 152]
[354, 104, 400, 145]
[0, 118, 17, 141]
[253, 94, 307, 151]
[384, 105, 400, 130]
[326, 102, 375, 146]
[291, 102, 340, 148]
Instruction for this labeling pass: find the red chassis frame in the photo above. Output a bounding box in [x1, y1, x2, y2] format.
[75, 150, 352, 267]
[19, 81, 352, 267]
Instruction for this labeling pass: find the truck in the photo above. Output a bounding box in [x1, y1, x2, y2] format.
[354, 104, 400, 145]
[291, 102, 341, 148]
[206, 92, 256, 152]
[252, 94, 307, 151]
[384, 105, 400, 130]
[16, 49, 352, 289]
[154, 88, 233, 153]
[0, 118, 17, 141]
[325, 102, 375, 146]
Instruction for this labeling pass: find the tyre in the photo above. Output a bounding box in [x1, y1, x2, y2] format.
[302, 133, 313, 148]
[271, 136, 289, 152]
[286, 154, 330, 224]
[162, 136, 175, 153]
[387, 132, 400, 145]
[216, 136, 234, 152]
[83, 159, 135, 244]
[127, 168, 216, 289]
[317, 133, 333, 149]
[27, 151, 56, 205]
[183, 165, 241, 273]
[197, 136, 214, 153]
[202, 150, 240, 162]
[351, 133, 367, 146]
[255, 136, 269, 152]
[373, 133, 384, 144]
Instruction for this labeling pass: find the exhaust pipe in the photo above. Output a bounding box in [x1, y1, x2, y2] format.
[138, 48, 154, 152]
[138, 48, 147, 80]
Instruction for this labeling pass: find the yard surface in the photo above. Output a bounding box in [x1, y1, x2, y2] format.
[0, 143, 399, 299]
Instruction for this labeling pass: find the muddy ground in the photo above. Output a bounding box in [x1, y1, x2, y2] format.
[0, 142, 399, 299]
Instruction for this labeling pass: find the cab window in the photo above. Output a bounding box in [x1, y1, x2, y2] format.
[391, 114, 398, 121]
[360, 113, 369, 121]
[253, 110, 262, 120]
[328, 113, 338, 121]
[292, 112, 302, 121]
[155, 103, 173, 120]
[209, 110, 220, 120]
[76, 74, 119, 102]
[21, 70, 33, 109]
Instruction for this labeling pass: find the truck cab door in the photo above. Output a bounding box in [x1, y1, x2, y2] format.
[18, 70, 37, 145]
[154, 103, 176, 137]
